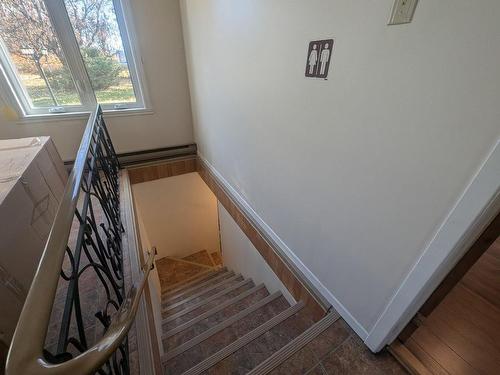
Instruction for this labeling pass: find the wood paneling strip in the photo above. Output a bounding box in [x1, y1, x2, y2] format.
[127, 157, 196, 184]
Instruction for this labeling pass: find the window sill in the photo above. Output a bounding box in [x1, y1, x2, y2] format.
[15, 107, 154, 125]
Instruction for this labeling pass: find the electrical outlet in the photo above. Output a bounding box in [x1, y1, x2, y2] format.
[388, 0, 418, 25]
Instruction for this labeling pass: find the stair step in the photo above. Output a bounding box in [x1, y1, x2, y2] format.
[162, 278, 254, 326]
[163, 291, 287, 365]
[247, 311, 341, 375]
[162, 268, 227, 298]
[163, 271, 235, 307]
[163, 284, 270, 352]
[163, 283, 266, 339]
[162, 270, 216, 296]
[208, 307, 315, 374]
[162, 279, 257, 331]
[162, 274, 240, 316]
[176, 301, 306, 375]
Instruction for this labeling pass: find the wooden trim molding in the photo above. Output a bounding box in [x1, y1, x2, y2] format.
[196, 156, 328, 321]
[127, 157, 196, 184]
[388, 340, 432, 375]
[120, 170, 162, 374]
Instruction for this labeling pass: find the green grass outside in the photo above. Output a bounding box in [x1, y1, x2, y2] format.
[21, 72, 136, 107]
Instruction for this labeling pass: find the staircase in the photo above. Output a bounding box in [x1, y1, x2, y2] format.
[159, 253, 340, 375]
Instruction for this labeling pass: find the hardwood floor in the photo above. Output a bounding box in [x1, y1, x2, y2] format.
[461, 240, 500, 311]
[408, 237, 500, 374]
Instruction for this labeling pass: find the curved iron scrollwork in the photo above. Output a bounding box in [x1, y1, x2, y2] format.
[43, 107, 129, 374]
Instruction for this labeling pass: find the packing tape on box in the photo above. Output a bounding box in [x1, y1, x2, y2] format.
[0, 138, 45, 183]
[0, 263, 26, 301]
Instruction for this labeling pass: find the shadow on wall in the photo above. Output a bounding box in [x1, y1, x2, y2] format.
[132, 172, 220, 259]
[0, 339, 7, 375]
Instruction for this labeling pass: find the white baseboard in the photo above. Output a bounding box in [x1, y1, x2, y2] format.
[199, 154, 369, 340]
[365, 140, 500, 352]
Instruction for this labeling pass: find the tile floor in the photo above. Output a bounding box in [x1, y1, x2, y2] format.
[272, 319, 407, 375]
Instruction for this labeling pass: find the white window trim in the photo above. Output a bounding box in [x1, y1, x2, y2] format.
[0, 0, 150, 118]
[12, 108, 155, 125]
[111, 0, 150, 111]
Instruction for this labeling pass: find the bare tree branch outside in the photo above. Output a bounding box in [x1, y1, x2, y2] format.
[0, 0, 136, 107]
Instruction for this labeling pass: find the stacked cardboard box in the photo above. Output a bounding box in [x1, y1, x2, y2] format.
[0, 137, 67, 343]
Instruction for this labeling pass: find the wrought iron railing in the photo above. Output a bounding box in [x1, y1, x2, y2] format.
[6, 105, 155, 375]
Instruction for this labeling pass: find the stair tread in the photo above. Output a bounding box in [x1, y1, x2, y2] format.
[162, 268, 227, 297]
[162, 271, 215, 295]
[164, 284, 269, 351]
[162, 275, 243, 317]
[170, 302, 306, 375]
[163, 272, 236, 308]
[163, 294, 291, 374]
[271, 316, 350, 375]
[207, 308, 316, 374]
[163, 271, 234, 306]
[163, 283, 265, 339]
[248, 311, 341, 375]
[163, 281, 257, 331]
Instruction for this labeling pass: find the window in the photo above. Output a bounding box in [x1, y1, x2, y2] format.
[0, 0, 146, 116]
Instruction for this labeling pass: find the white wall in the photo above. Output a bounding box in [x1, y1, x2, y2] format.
[132, 172, 220, 259]
[0, 0, 193, 161]
[181, 0, 500, 341]
[218, 203, 295, 304]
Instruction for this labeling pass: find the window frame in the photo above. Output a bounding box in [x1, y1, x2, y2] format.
[0, 0, 149, 118]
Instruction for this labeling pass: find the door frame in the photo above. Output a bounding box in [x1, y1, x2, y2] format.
[365, 140, 500, 352]
[399, 212, 500, 341]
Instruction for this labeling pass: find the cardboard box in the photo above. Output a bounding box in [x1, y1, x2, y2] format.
[0, 137, 67, 343]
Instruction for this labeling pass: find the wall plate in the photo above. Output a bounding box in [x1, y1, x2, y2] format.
[388, 0, 419, 25]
